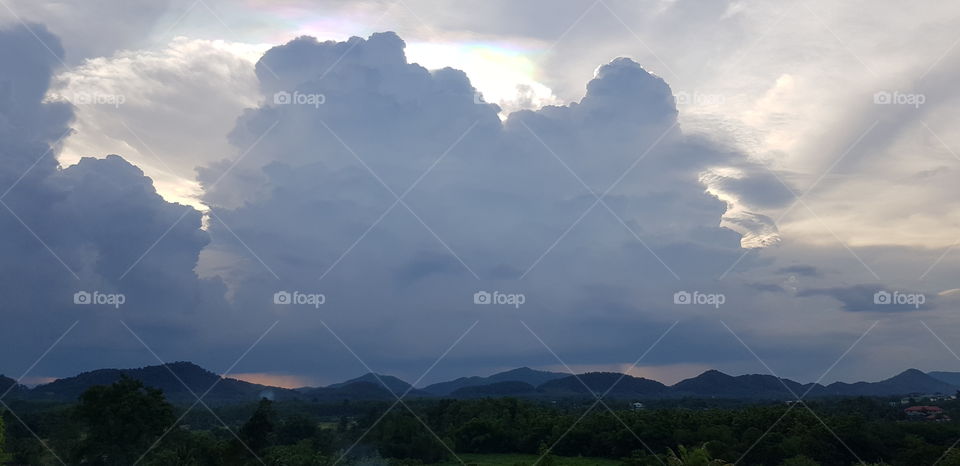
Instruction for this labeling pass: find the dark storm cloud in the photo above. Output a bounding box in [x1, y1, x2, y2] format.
[0, 24, 227, 376]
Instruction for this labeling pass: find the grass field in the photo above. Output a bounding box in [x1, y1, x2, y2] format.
[440, 453, 624, 465]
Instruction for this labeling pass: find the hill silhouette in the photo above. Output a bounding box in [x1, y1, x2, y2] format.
[6, 363, 960, 403]
[25, 362, 298, 404]
[423, 366, 566, 395]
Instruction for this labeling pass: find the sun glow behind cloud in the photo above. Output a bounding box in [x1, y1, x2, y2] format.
[236, 2, 562, 114]
[405, 41, 561, 115]
[230, 372, 321, 389]
[50, 28, 562, 211]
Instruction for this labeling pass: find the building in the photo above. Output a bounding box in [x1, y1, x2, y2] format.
[904, 406, 950, 422]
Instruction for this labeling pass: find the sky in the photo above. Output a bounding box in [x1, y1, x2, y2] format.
[0, 0, 959, 389]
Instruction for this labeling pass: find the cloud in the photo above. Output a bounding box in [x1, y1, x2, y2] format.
[777, 265, 821, 277]
[746, 283, 785, 293]
[0, 23, 227, 376]
[797, 285, 932, 312]
[4, 14, 960, 385]
[0, 0, 179, 63]
[194, 31, 791, 380]
[50, 37, 264, 208]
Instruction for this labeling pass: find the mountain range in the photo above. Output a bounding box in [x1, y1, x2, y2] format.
[2, 363, 959, 405]
[5, 362, 299, 404]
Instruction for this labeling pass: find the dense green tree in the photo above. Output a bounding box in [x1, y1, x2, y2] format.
[0, 413, 9, 463]
[369, 411, 451, 463]
[71, 376, 176, 465]
[263, 439, 331, 465]
[141, 430, 225, 466]
[5, 392, 960, 465]
[666, 444, 732, 465]
[277, 413, 316, 445]
[313, 425, 339, 455]
[239, 398, 277, 454]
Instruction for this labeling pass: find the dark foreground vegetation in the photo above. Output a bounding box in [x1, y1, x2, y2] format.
[3, 377, 960, 465]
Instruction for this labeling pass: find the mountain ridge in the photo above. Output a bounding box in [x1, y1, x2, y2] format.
[422, 366, 567, 395]
[22, 362, 299, 404]
[7, 363, 960, 403]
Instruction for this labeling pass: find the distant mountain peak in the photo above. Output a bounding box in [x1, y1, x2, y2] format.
[21, 362, 299, 404]
[537, 371, 669, 398]
[671, 370, 804, 399]
[165, 360, 207, 369]
[421, 366, 567, 395]
[883, 368, 942, 385]
[329, 373, 412, 394]
[0, 374, 24, 392]
[500, 367, 536, 374]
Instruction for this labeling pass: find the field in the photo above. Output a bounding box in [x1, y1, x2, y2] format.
[441, 453, 624, 465]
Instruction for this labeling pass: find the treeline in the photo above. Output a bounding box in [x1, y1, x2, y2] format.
[358, 397, 960, 465]
[3, 377, 960, 465]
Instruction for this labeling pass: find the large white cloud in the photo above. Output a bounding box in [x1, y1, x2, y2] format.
[49, 37, 264, 208]
[194, 30, 960, 384]
[191, 32, 808, 382]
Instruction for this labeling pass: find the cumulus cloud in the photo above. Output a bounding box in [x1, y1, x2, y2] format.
[5, 15, 960, 384]
[194, 31, 794, 380]
[49, 37, 264, 207]
[187, 28, 960, 384]
[0, 23, 227, 375]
